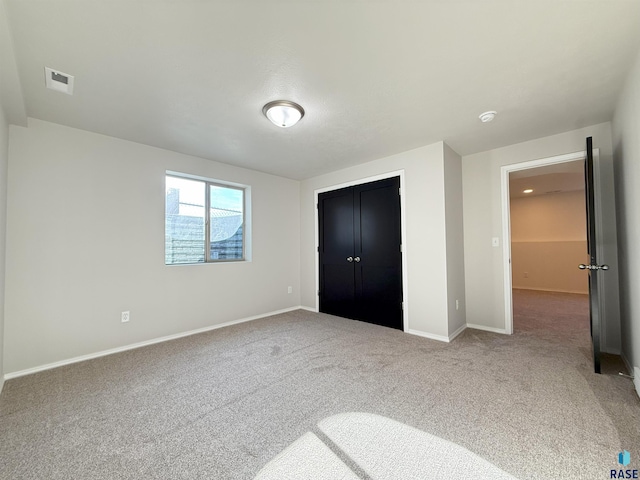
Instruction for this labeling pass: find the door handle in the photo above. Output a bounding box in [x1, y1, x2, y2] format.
[354, 256, 361, 263]
[578, 264, 609, 271]
[347, 257, 353, 263]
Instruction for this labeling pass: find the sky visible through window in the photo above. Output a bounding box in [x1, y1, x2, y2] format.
[210, 185, 243, 215]
[165, 175, 245, 264]
[166, 176, 242, 216]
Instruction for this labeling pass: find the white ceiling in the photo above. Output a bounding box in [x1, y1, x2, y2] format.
[5, 0, 640, 180]
[510, 160, 585, 198]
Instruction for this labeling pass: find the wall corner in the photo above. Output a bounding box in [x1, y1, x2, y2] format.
[443, 143, 466, 336]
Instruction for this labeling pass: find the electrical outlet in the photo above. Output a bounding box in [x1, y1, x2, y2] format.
[455, 299, 460, 310]
[287, 286, 292, 294]
[524, 272, 529, 278]
[121, 311, 130, 323]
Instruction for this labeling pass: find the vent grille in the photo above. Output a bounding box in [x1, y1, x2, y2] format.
[45, 67, 74, 95]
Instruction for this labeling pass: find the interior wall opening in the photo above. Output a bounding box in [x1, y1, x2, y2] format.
[503, 153, 626, 375]
[508, 160, 590, 343]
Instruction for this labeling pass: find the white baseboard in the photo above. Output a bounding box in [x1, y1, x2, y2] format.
[512, 287, 588, 295]
[448, 324, 467, 342]
[4, 306, 303, 381]
[407, 325, 466, 343]
[406, 329, 450, 343]
[621, 355, 640, 399]
[466, 323, 509, 335]
[310, 308, 460, 342]
[0, 376, 4, 395]
[602, 347, 622, 356]
[621, 353, 632, 374]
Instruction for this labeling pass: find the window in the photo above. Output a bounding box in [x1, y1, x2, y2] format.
[165, 174, 246, 264]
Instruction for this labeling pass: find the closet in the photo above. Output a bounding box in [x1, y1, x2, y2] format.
[318, 176, 403, 330]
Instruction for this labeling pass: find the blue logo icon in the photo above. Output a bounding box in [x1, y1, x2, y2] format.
[611, 450, 637, 478]
[619, 450, 631, 467]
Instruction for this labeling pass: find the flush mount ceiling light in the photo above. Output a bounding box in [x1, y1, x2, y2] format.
[523, 189, 534, 194]
[479, 111, 497, 123]
[262, 100, 305, 128]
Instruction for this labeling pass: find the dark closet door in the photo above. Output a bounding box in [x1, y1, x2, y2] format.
[319, 177, 403, 330]
[318, 185, 357, 320]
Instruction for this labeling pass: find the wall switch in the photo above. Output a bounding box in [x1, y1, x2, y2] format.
[455, 299, 460, 310]
[492, 237, 500, 247]
[524, 272, 529, 278]
[121, 311, 130, 323]
[287, 286, 292, 294]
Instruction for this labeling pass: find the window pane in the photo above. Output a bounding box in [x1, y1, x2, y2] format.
[209, 185, 243, 260]
[165, 176, 205, 264]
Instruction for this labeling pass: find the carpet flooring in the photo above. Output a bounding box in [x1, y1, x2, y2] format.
[1, 290, 639, 479]
[255, 412, 518, 479]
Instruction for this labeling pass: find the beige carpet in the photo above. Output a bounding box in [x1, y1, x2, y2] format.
[255, 412, 517, 479]
[0, 290, 639, 479]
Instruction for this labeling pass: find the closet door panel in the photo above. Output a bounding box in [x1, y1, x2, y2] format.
[355, 178, 403, 329]
[319, 187, 356, 319]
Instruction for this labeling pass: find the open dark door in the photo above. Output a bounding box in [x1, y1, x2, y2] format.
[580, 136, 608, 374]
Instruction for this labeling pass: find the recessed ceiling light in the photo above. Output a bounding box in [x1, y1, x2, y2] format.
[262, 100, 305, 128]
[523, 189, 533, 193]
[479, 111, 497, 123]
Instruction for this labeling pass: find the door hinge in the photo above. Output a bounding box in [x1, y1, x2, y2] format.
[316, 203, 319, 209]
[317, 290, 321, 296]
[398, 187, 402, 196]
[400, 244, 403, 253]
[317, 246, 319, 252]
[401, 301, 404, 310]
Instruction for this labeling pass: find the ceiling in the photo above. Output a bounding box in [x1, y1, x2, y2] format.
[4, 0, 640, 180]
[510, 160, 585, 198]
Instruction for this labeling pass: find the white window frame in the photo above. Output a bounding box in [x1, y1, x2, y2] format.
[165, 171, 251, 265]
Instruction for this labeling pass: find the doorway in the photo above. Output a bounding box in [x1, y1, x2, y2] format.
[317, 175, 404, 330]
[500, 147, 624, 375]
[507, 159, 590, 341]
[500, 150, 589, 335]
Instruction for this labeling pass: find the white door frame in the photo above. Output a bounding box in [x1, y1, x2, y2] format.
[500, 149, 598, 334]
[313, 170, 409, 332]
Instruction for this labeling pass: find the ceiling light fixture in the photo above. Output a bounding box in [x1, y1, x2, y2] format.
[523, 189, 533, 193]
[262, 100, 305, 128]
[479, 111, 497, 123]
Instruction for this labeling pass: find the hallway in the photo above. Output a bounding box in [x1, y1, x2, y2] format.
[512, 288, 627, 376]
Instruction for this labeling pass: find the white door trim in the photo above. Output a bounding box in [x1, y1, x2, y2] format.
[314, 170, 409, 332]
[500, 150, 597, 334]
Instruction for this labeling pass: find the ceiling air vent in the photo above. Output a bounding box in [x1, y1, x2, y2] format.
[45, 67, 74, 95]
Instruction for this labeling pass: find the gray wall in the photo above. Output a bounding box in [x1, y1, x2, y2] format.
[300, 141, 465, 341]
[4, 119, 301, 374]
[1, 0, 27, 394]
[443, 143, 466, 336]
[612, 46, 640, 384]
[0, 107, 8, 393]
[461, 122, 621, 353]
[0, 0, 26, 127]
